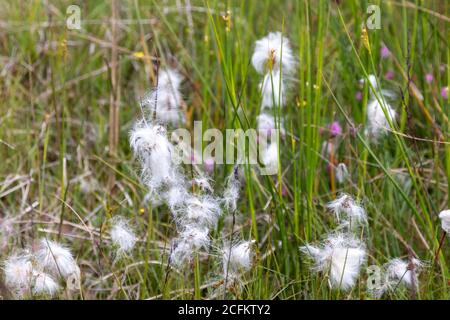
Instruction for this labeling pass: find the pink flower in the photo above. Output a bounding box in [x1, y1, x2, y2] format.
[380, 46, 390, 59]
[329, 121, 343, 137]
[355, 91, 363, 101]
[385, 70, 395, 80]
[441, 87, 449, 99]
[425, 73, 433, 83]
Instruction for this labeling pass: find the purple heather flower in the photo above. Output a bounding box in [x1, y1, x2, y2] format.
[355, 91, 363, 101]
[380, 46, 390, 59]
[385, 70, 395, 80]
[441, 87, 449, 99]
[425, 73, 433, 83]
[329, 121, 343, 137]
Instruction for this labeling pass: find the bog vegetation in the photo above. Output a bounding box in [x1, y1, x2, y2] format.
[0, 0, 449, 300]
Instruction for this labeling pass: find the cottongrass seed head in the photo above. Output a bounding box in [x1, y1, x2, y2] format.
[365, 98, 397, 140]
[326, 193, 367, 225]
[35, 239, 79, 279]
[179, 195, 222, 228]
[252, 32, 295, 75]
[30, 270, 60, 297]
[439, 209, 450, 233]
[4, 251, 34, 298]
[300, 233, 367, 291]
[259, 70, 285, 108]
[222, 170, 240, 212]
[385, 258, 423, 289]
[130, 121, 178, 192]
[222, 240, 255, 278]
[170, 225, 210, 268]
[110, 216, 137, 256]
[142, 68, 185, 124]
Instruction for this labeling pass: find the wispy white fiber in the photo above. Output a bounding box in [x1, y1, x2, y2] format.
[222, 240, 255, 278]
[326, 193, 367, 225]
[110, 217, 137, 256]
[142, 68, 185, 124]
[222, 171, 240, 212]
[4, 251, 33, 298]
[439, 209, 450, 233]
[300, 233, 367, 291]
[35, 239, 79, 279]
[252, 32, 295, 75]
[259, 70, 285, 109]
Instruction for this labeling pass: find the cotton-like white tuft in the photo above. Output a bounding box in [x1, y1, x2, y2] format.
[252, 32, 295, 75]
[300, 233, 367, 291]
[142, 68, 185, 124]
[35, 239, 79, 279]
[180, 195, 222, 228]
[260, 141, 279, 175]
[164, 185, 189, 211]
[110, 217, 137, 255]
[170, 225, 210, 267]
[365, 98, 397, 140]
[193, 175, 213, 193]
[31, 270, 60, 297]
[257, 113, 276, 137]
[326, 193, 367, 225]
[335, 163, 349, 184]
[130, 122, 179, 192]
[259, 71, 285, 109]
[385, 258, 422, 289]
[439, 209, 450, 233]
[222, 240, 255, 278]
[4, 251, 33, 298]
[222, 170, 240, 212]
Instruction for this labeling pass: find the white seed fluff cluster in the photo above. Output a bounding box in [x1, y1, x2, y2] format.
[252, 32, 295, 176]
[222, 240, 255, 282]
[363, 74, 397, 140]
[110, 217, 137, 256]
[301, 233, 367, 291]
[130, 69, 248, 270]
[334, 163, 349, 184]
[251, 31, 295, 76]
[439, 209, 450, 233]
[326, 193, 367, 226]
[142, 68, 185, 125]
[301, 193, 369, 291]
[3, 239, 79, 299]
[369, 258, 424, 298]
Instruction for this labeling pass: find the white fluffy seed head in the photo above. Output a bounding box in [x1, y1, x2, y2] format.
[170, 226, 210, 268]
[180, 195, 222, 228]
[300, 233, 367, 291]
[326, 193, 367, 225]
[259, 71, 285, 109]
[110, 217, 137, 255]
[222, 170, 240, 212]
[4, 251, 33, 298]
[31, 270, 60, 297]
[142, 68, 185, 124]
[439, 209, 450, 233]
[365, 98, 397, 140]
[260, 141, 279, 176]
[130, 122, 179, 192]
[222, 240, 255, 277]
[193, 175, 213, 193]
[252, 32, 295, 75]
[35, 239, 79, 279]
[164, 185, 189, 211]
[335, 163, 349, 184]
[385, 258, 423, 289]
